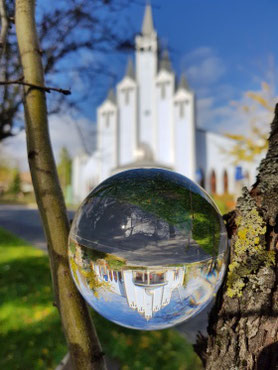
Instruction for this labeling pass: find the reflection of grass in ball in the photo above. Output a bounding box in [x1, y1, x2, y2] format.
[192, 210, 220, 256]
[105, 255, 126, 270]
[86, 247, 127, 270]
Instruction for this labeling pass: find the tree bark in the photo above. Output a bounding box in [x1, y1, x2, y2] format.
[15, 1, 106, 369]
[197, 105, 278, 369]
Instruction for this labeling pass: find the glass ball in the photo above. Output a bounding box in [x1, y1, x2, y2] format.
[69, 168, 227, 330]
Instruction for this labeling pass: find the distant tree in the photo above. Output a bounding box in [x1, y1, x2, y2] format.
[57, 147, 72, 192]
[225, 81, 277, 163]
[9, 168, 21, 195]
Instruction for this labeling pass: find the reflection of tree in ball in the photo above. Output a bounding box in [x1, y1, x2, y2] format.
[69, 168, 227, 330]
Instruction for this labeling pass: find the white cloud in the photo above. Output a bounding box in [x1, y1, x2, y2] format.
[2, 114, 96, 171]
[197, 89, 274, 136]
[181, 47, 276, 136]
[181, 47, 226, 87]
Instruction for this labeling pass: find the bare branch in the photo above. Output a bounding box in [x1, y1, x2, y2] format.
[0, 77, 71, 95]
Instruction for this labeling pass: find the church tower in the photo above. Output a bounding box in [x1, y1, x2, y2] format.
[117, 58, 137, 166]
[135, 3, 158, 154]
[154, 49, 175, 167]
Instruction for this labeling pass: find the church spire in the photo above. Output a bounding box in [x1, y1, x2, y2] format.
[160, 49, 172, 72]
[107, 88, 116, 104]
[178, 73, 190, 91]
[141, 2, 155, 36]
[125, 57, 135, 80]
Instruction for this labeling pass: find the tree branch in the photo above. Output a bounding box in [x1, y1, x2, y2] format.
[15, 1, 106, 369]
[0, 77, 71, 95]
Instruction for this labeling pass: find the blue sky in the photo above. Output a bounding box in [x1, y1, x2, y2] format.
[3, 0, 278, 169]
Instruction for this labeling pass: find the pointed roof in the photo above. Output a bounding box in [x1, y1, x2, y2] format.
[107, 88, 116, 104]
[178, 74, 190, 91]
[125, 57, 135, 80]
[160, 49, 172, 72]
[142, 3, 155, 36]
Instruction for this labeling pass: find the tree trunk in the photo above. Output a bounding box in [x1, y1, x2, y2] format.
[197, 105, 278, 369]
[15, 1, 106, 369]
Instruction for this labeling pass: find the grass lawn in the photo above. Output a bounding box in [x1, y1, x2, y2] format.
[0, 227, 202, 370]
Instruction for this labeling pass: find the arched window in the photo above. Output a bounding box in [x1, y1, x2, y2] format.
[244, 170, 250, 187]
[196, 168, 205, 189]
[223, 170, 228, 193]
[210, 170, 216, 194]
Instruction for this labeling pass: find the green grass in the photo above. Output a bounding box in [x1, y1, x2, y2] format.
[0, 228, 66, 369]
[0, 227, 202, 370]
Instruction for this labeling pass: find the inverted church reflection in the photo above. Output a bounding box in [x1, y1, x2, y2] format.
[69, 240, 225, 330]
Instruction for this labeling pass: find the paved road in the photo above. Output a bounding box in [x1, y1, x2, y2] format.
[0, 204, 74, 250]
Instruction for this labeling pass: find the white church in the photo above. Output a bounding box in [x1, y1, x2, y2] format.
[72, 4, 259, 204]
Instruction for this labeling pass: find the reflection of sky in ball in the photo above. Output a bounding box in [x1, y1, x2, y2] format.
[69, 168, 228, 330]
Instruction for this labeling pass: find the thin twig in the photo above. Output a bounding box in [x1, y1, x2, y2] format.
[0, 77, 71, 95]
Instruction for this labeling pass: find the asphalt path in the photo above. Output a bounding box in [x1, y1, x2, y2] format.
[0, 204, 74, 250]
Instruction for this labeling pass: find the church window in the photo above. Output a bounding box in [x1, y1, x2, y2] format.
[157, 81, 170, 99]
[244, 170, 250, 187]
[144, 109, 150, 116]
[161, 84, 166, 99]
[122, 87, 133, 105]
[175, 100, 189, 119]
[196, 168, 205, 188]
[210, 170, 216, 194]
[102, 111, 114, 128]
[113, 271, 118, 282]
[223, 170, 228, 193]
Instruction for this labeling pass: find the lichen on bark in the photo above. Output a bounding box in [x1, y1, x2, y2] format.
[226, 189, 275, 298]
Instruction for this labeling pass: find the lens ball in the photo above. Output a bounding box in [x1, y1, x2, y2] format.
[69, 168, 227, 330]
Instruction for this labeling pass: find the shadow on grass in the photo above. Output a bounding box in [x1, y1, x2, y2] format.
[0, 256, 55, 307]
[0, 313, 66, 370]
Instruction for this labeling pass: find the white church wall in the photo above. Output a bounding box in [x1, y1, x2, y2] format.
[203, 131, 235, 195]
[117, 77, 137, 166]
[155, 70, 175, 166]
[72, 153, 89, 204]
[135, 34, 157, 155]
[97, 100, 117, 182]
[173, 89, 196, 180]
[82, 153, 100, 197]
